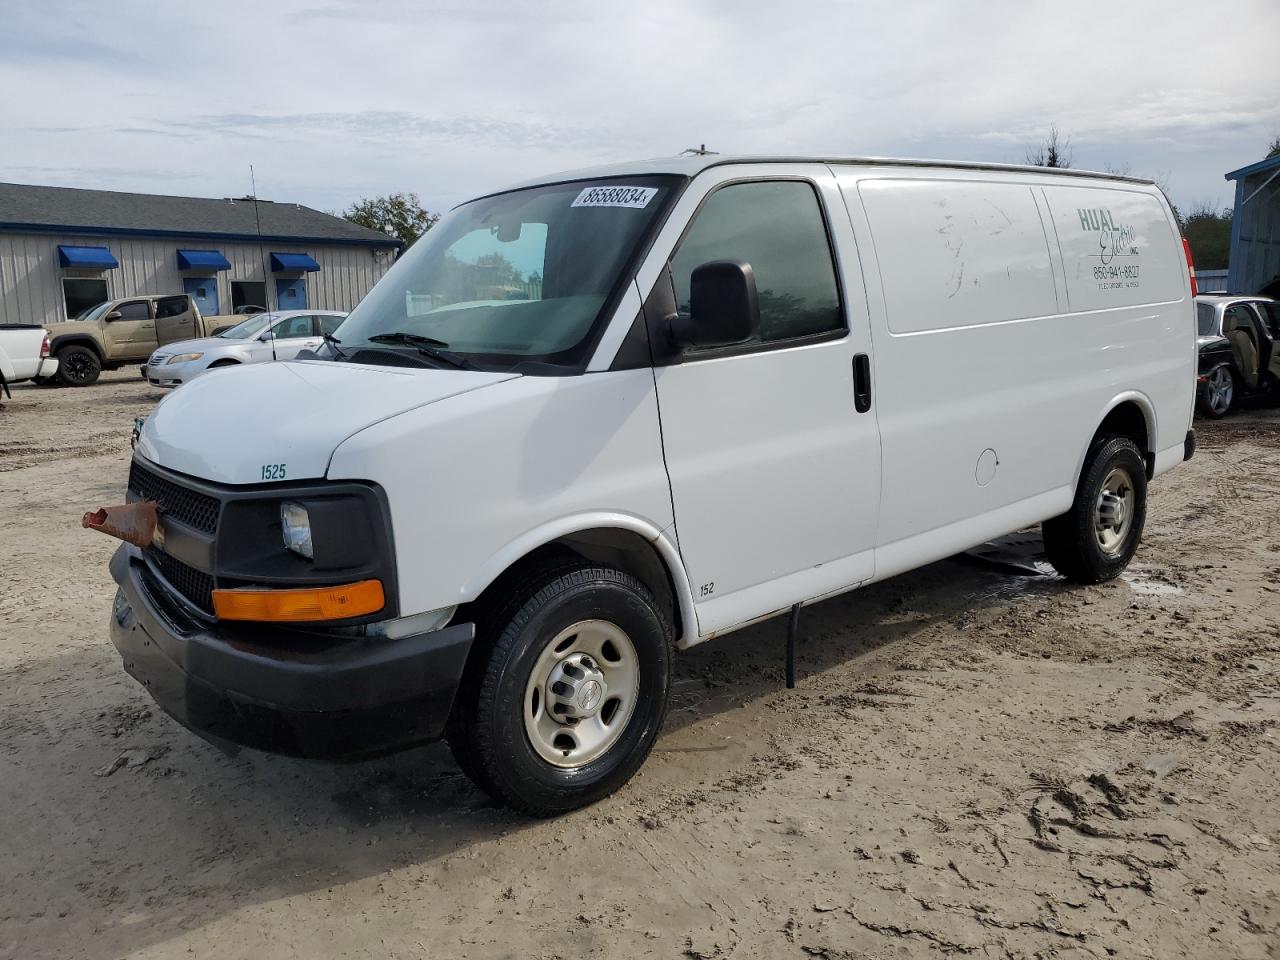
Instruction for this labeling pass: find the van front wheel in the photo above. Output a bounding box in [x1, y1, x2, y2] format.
[448, 565, 672, 816]
[1043, 436, 1147, 584]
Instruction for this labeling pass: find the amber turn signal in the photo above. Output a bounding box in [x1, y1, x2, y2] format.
[212, 579, 385, 622]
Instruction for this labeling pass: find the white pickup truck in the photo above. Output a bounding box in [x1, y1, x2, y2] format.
[0, 325, 58, 396]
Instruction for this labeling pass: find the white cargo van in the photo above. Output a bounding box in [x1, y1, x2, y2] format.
[106, 156, 1196, 815]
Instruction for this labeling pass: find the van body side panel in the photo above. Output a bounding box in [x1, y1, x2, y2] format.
[836, 168, 1193, 574]
[1039, 183, 1195, 459]
[845, 174, 1074, 551]
[326, 369, 677, 622]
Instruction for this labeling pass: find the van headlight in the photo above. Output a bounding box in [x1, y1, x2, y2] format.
[280, 501, 314, 559]
[166, 352, 203, 364]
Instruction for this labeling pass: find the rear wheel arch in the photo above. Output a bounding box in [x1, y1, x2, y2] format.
[1087, 395, 1155, 482]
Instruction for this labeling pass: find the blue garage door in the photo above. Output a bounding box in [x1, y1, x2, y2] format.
[275, 277, 308, 310]
[183, 277, 220, 316]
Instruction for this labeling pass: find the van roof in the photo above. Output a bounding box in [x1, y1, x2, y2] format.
[497, 154, 1156, 196]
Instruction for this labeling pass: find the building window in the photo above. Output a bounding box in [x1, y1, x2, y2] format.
[231, 281, 267, 313]
[63, 278, 109, 320]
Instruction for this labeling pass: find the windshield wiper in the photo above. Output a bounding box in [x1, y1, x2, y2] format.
[322, 332, 349, 360]
[369, 331, 450, 348]
[366, 331, 471, 370]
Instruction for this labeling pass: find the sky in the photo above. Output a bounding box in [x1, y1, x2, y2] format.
[2, 0, 1278, 218]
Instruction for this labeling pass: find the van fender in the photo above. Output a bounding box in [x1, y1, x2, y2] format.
[460, 511, 698, 648]
[1070, 390, 1157, 492]
[48, 334, 105, 361]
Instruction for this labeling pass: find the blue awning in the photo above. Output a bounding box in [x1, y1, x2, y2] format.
[176, 249, 231, 271]
[57, 245, 118, 269]
[270, 252, 321, 272]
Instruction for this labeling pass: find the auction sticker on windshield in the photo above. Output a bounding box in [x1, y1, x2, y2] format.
[571, 185, 658, 209]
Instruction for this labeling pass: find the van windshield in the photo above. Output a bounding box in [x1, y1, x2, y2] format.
[336, 175, 681, 372]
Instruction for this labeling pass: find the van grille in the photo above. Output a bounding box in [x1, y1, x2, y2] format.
[151, 550, 215, 615]
[128, 461, 220, 534]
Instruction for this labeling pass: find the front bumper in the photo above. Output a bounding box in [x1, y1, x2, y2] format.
[144, 362, 193, 388]
[108, 545, 474, 761]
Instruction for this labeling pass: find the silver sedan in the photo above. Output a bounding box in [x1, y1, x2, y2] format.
[144, 310, 346, 388]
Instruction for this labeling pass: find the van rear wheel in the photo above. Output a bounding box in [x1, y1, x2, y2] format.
[446, 563, 672, 816]
[1043, 435, 1147, 584]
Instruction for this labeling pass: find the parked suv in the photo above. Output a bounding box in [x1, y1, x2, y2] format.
[49, 294, 240, 386]
[1195, 294, 1279, 418]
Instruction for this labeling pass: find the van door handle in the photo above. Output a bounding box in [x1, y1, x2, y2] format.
[852, 353, 872, 412]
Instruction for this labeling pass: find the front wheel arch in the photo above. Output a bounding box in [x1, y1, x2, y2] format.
[459, 518, 696, 648]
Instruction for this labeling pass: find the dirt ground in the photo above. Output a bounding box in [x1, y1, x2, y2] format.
[1, 370, 1278, 960]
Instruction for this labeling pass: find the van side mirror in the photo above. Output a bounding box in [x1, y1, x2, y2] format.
[668, 260, 759, 351]
[105, 310, 123, 321]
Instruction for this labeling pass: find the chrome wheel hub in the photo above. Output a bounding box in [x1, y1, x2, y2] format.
[1094, 467, 1135, 556]
[523, 619, 640, 768]
[546, 653, 608, 721]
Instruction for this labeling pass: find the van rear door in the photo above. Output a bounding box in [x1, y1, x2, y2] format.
[646, 165, 881, 637]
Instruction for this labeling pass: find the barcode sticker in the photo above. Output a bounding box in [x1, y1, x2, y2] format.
[571, 185, 658, 209]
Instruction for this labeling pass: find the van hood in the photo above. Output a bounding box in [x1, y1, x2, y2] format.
[136, 360, 519, 484]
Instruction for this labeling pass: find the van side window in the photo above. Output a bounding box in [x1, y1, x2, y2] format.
[671, 180, 843, 344]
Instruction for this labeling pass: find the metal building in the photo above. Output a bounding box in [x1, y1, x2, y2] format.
[1226, 155, 1280, 295]
[0, 182, 401, 326]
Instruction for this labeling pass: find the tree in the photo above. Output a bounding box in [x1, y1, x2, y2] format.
[1267, 134, 1280, 159]
[1024, 124, 1073, 168]
[342, 192, 439, 247]
[1182, 201, 1233, 270]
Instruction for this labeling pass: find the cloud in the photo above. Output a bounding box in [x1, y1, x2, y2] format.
[157, 111, 623, 152]
[0, 0, 1277, 212]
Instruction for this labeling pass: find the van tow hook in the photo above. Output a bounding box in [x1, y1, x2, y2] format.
[82, 502, 158, 549]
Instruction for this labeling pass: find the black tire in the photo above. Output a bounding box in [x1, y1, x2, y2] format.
[1196, 365, 1234, 419]
[447, 563, 673, 816]
[208, 359, 239, 368]
[1043, 435, 1147, 584]
[445, 554, 584, 799]
[56, 345, 101, 386]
